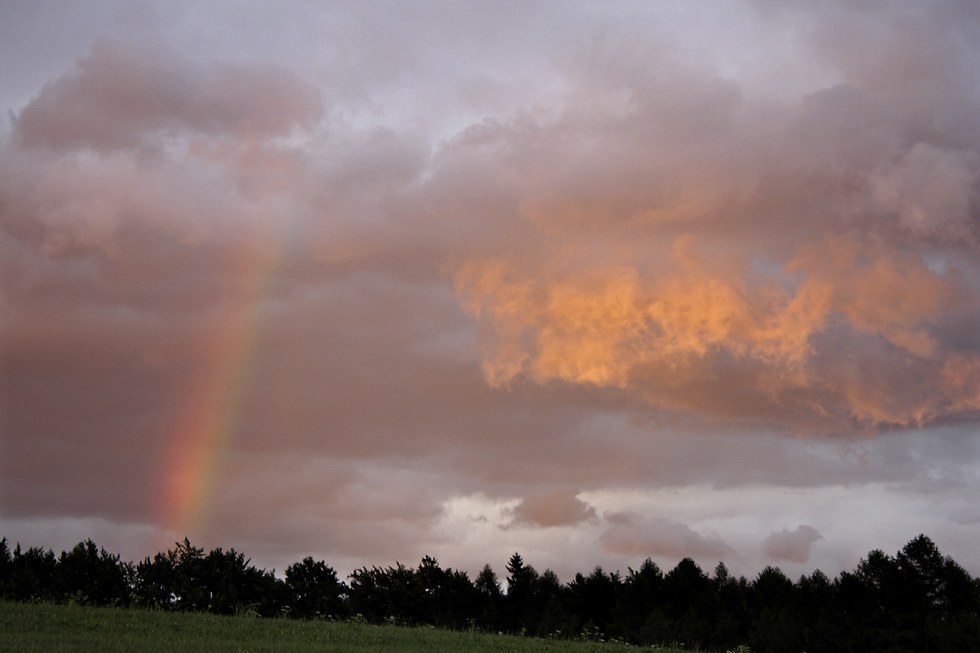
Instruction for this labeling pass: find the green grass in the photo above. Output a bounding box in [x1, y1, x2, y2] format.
[0, 601, 693, 652]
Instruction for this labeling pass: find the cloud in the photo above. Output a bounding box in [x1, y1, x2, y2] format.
[13, 38, 324, 152]
[763, 525, 823, 564]
[3, 0, 980, 581]
[600, 513, 735, 562]
[454, 234, 980, 432]
[871, 143, 980, 240]
[1, 42, 327, 266]
[505, 488, 598, 528]
[436, 6, 980, 434]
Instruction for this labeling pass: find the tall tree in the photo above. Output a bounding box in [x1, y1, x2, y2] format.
[896, 534, 947, 614]
[749, 566, 801, 653]
[474, 564, 504, 630]
[619, 559, 666, 644]
[505, 553, 538, 632]
[663, 558, 708, 620]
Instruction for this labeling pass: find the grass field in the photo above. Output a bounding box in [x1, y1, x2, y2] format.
[0, 601, 695, 652]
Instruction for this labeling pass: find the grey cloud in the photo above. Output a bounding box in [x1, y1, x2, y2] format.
[870, 143, 980, 240]
[763, 525, 823, 564]
[601, 514, 735, 562]
[13, 38, 323, 152]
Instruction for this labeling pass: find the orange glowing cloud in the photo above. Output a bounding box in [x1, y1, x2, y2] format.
[454, 230, 980, 432]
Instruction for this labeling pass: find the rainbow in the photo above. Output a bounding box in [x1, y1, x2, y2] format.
[157, 237, 279, 540]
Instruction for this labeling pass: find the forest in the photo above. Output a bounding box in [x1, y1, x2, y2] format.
[2, 534, 978, 652]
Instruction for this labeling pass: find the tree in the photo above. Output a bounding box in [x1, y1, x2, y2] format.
[663, 558, 708, 620]
[8, 545, 57, 602]
[939, 557, 980, 614]
[474, 564, 504, 630]
[284, 556, 346, 619]
[896, 534, 947, 614]
[2, 533, 978, 649]
[196, 546, 283, 616]
[55, 540, 129, 606]
[132, 551, 177, 609]
[619, 559, 665, 644]
[893, 534, 980, 650]
[749, 566, 801, 653]
[0, 538, 11, 598]
[706, 562, 744, 648]
[431, 566, 479, 630]
[856, 549, 898, 603]
[417, 554, 447, 624]
[166, 538, 209, 612]
[130, 539, 284, 616]
[347, 563, 424, 624]
[568, 566, 621, 638]
[752, 566, 794, 610]
[533, 570, 570, 637]
[505, 553, 538, 632]
[796, 570, 836, 652]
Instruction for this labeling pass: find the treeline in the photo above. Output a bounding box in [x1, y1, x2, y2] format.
[2, 535, 979, 652]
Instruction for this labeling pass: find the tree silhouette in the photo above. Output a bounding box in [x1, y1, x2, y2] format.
[749, 566, 800, 653]
[2, 534, 979, 651]
[0, 539, 12, 598]
[132, 551, 177, 610]
[613, 558, 664, 643]
[505, 552, 539, 632]
[533, 569, 570, 637]
[196, 546, 281, 616]
[474, 563, 504, 630]
[130, 539, 283, 616]
[426, 562, 479, 629]
[8, 545, 57, 602]
[284, 556, 345, 619]
[347, 563, 424, 624]
[663, 557, 708, 621]
[568, 566, 620, 638]
[55, 539, 129, 606]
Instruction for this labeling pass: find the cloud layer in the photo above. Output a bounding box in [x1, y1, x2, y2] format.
[2, 0, 980, 580]
[445, 36, 980, 432]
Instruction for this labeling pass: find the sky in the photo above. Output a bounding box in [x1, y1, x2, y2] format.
[2, 0, 980, 583]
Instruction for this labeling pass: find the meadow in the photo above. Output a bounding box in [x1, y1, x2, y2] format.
[0, 601, 694, 653]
